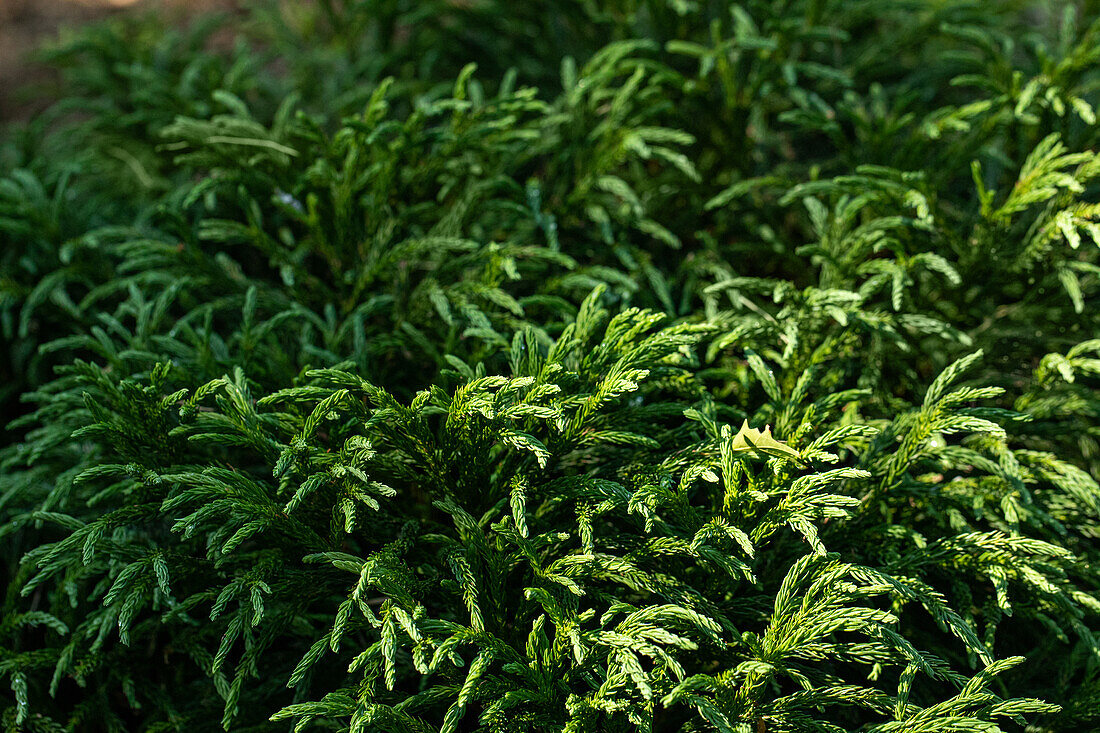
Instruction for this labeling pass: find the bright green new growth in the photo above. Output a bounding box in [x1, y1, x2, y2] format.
[1, 1, 1099, 731]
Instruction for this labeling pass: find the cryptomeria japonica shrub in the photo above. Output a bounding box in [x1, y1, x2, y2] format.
[2, 1, 1099, 731]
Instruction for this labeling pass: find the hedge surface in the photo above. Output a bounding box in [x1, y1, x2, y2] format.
[2, 1, 1100, 731]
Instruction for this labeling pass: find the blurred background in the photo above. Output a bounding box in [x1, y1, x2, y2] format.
[0, 0, 238, 119]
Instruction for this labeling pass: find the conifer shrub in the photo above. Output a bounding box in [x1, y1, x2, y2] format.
[2, 1, 1100, 731]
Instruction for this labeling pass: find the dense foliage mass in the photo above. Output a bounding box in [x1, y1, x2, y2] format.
[2, 0, 1100, 730]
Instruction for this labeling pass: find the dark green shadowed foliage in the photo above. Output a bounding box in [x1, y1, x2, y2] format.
[1, 1, 1100, 731]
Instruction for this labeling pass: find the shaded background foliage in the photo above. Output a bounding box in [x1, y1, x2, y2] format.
[1, 1, 1100, 731]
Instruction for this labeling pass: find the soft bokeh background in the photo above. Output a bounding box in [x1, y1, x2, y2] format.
[0, 0, 238, 119]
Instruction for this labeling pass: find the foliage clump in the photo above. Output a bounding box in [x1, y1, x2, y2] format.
[2, 1, 1100, 731]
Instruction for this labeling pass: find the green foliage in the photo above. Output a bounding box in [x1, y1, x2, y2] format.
[2, 0, 1099, 731]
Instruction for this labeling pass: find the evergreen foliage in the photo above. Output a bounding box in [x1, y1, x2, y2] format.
[2, 1, 1100, 730]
